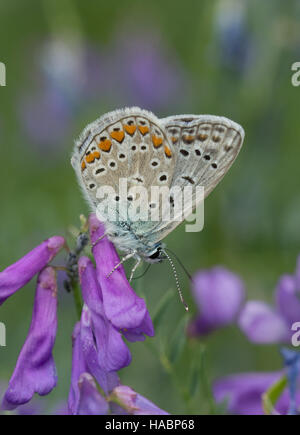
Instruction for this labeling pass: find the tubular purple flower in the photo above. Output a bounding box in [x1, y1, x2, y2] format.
[238, 301, 289, 344]
[78, 256, 131, 380]
[77, 373, 109, 415]
[89, 214, 154, 340]
[68, 322, 87, 415]
[79, 305, 120, 396]
[2, 267, 58, 410]
[213, 372, 300, 415]
[188, 267, 245, 336]
[110, 385, 169, 415]
[0, 235, 65, 305]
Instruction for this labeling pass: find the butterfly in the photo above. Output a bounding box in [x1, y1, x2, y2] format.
[71, 107, 244, 302]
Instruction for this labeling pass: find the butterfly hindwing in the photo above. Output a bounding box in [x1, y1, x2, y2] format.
[143, 114, 245, 241]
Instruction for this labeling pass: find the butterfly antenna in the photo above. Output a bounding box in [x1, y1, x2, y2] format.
[165, 247, 193, 282]
[106, 251, 136, 278]
[163, 250, 189, 312]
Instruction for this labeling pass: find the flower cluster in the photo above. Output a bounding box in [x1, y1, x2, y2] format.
[188, 258, 300, 344]
[0, 214, 168, 415]
[188, 259, 300, 414]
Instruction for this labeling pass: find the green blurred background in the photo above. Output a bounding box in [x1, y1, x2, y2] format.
[0, 0, 300, 414]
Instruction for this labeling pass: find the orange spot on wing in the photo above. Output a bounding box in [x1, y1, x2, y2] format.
[164, 145, 172, 158]
[152, 135, 163, 148]
[86, 151, 101, 163]
[138, 126, 149, 135]
[183, 135, 194, 143]
[98, 139, 112, 152]
[86, 153, 95, 163]
[110, 130, 125, 143]
[81, 161, 86, 171]
[171, 136, 178, 143]
[124, 124, 136, 135]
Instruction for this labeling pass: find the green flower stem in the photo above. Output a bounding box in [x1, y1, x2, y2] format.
[72, 279, 83, 320]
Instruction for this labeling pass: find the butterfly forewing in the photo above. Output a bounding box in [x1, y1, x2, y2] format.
[72, 108, 176, 224]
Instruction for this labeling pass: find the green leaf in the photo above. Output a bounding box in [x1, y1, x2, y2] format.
[188, 360, 200, 398]
[262, 375, 287, 415]
[152, 288, 174, 331]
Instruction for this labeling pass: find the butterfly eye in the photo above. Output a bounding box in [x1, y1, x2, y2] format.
[149, 249, 161, 260]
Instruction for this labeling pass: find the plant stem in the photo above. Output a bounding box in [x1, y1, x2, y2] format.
[199, 344, 217, 415]
[72, 279, 83, 320]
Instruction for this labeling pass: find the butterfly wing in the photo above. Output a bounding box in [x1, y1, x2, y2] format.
[71, 107, 176, 228]
[142, 114, 245, 240]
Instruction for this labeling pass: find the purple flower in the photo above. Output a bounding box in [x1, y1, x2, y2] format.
[79, 256, 131, 372]
[108, 30, 188, 112]
[214, 371, 300, 415]
[276, 272, 300, 329]
[77, 373, 109, 416]
[1, 214, 157, 414]
[281, 348, 300, 415]
[2, 267, 58, 410]
[238, 301, 289, 344]
[188, 267, 245, 336]
[0, 235, 65, 305]
[238, 257, 300, 344]
[110, 385, 169, 415]
[89, 214, 154, 341]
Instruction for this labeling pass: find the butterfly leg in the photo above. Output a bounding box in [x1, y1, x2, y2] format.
[92, 232, 108, 248]
[106, 251, 137, 278]
[129, 257, 142, 283]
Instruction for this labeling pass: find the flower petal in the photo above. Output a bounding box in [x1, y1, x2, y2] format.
[110, 385, 169, 415]
[189, 267, 245, 335]
[68, 322, 88, 415]
[2, 267, 58, 410]
[238, 301, 289, 344]
[80, 304, 120, 395]
[89, 214, 154, 340]
[0, 236, 65, 305]
[276, 275, 300, 328]
[213, 372, 287, 415]
[79, 256, 131, 372]
[281, 348, 300, 415]
[77, 373, 109, 415]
